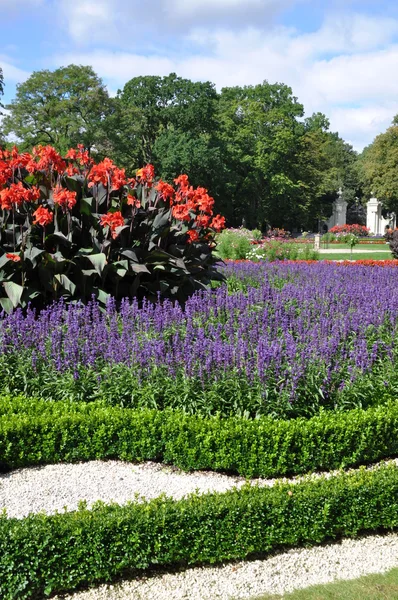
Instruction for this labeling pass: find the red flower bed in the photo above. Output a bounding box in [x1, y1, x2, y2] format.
[329, 224, 370, 237]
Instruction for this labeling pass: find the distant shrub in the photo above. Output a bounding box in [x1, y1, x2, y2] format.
[246, 241, 319, 262]
[216, 229, 252, 260]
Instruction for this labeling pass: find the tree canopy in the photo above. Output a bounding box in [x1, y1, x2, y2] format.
[359, 121, 398, 214]
[2, 65, 112, 154]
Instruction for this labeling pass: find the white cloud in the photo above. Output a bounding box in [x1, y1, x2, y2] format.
[59, 0, 115, 43]
[59, 0, 296, 44]
[328, 105, 398, 150]
[0, 58, 30, 85]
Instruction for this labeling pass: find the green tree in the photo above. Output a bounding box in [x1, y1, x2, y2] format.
[359, 121, 398, 214]
[296, 119, 360, 230]
[217, 81, 305, 228]
[153, 130, 226, 195]
[2, 65, 113, 154]
[114, 73, 219, 168]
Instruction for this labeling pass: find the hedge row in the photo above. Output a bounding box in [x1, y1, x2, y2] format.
[2, 463, 398, 598]
[2, 395, 398, 477]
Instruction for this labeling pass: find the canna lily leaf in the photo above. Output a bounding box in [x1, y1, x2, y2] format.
[3, 281, 24, 309]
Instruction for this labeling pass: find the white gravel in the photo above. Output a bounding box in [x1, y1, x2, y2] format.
[52, 532, 398, 599]
[2, 458, 398, 519]
[0, 460, 253, 518]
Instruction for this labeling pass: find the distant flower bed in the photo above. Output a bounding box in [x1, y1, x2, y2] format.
[259, 237, 312, 244]
[266, 227, 291, 239]
[329, 224, 370, 237]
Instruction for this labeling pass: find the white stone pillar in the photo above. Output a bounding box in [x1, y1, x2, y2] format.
[366, 197, 381, 235]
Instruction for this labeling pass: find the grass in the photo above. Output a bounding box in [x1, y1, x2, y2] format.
[319, 252, 393, 261]
[320, 243, 390, 251]
[250, 567, 398, 599]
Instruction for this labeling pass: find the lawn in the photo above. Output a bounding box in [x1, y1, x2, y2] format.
[320, 252, 392, 260]
[252, 567, 398, 599]
[319, 243, 390, 251]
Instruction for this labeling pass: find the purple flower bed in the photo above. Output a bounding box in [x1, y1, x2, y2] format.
[0, 262, 397, 419]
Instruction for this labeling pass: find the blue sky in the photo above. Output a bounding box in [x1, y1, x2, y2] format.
[1, 0, 398, 150]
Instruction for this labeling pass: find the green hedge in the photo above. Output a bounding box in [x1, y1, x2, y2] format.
[1, 395, 398, 477]
[1, 463, 398, 598]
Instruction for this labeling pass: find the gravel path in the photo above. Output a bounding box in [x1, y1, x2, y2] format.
[52, 532, 398, 599]
[0, 460, 255, 518]
[2, 458, 398, 519]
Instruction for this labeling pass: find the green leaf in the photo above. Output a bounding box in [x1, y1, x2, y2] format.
[3, 281, 24, 308]
[152, 209, 171, 230]
[130, 264, 150, 274]
[94, 288, 110, 305]
[121, 249, 139, 262]
[0, 297, 13, 313]
[86, 253, 107, 276]
[65, 175, 85, 194]
[54, 274, 76, 296]
[24, 246, 44, 266]
[80, 197, 93, 216]
[46, 232, 72, 248]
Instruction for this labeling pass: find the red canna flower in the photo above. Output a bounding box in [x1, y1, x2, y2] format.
[196, 214, 211, 228]
[156, 180, 175, 202]
[6, 253, 21, 262]
[53, 186, 77, 211]
[174, 174, 189, 190]
[88, 158, 126, 190]
[136, 164, 155, 185]
[187, 229, 199, 243]
[26, 145, 66, 173]
[172, 204, 191, 222]
[33, 206, 53, 227]
[0, 182, 40, 210]
[127, 194, 141, 209]
[100, 211, 125, 239]
[210, 214, 226, 232]
[66, 144, 93, 168]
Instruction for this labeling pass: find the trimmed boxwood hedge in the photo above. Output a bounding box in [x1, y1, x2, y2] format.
[1, 395, 398, 477]
[1, 462, 398, 598]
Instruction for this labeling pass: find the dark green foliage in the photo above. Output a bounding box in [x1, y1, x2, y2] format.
[2, 395, 398, 478]
[1, 462, 398, 598]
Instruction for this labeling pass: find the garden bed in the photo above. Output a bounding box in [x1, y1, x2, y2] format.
[2, 261, 398, 597]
